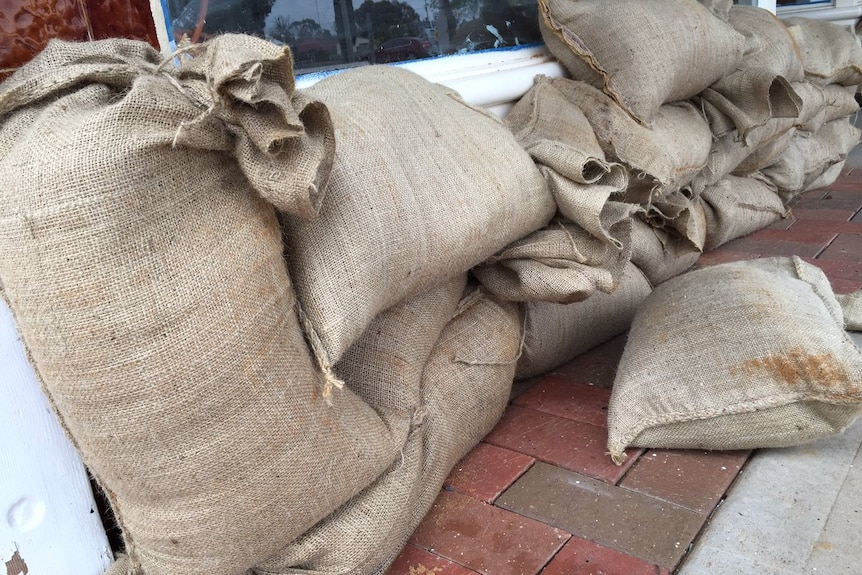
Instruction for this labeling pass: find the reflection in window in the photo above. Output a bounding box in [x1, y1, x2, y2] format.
[168, 0, 541, 72]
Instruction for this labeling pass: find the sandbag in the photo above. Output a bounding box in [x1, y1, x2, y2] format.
[284, 65, 553, 364]
[805, 159, 847, 193]
[546, 78, 713, 200]
[645, 189, 709, 252]
[537, 0, 745, 126]
[472, 206, 635, 304]
[608, 257, 862, 463]
[0, 37, 402, 575]
[689, 116, 796, 195]
[699, 5, 802, 140]
[255, 285, 522, 575]
[476, 75, 634, 303]
[505, 75, 629, 245]
[515, 262, 652, 379]
[701, 175, 788, 250]
[762, 117, 861, 200]
[784, 17, 862, 86]
[629, 215, 702, 287]
[794, 81, 860, 133]
[253, 276, 465, 575]
[837, 292, 862, 331]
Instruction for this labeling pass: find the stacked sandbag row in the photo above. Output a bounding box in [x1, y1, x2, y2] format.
[757, 17, 862, 201]
[532, 0, 740, 287]
[0, 39, 543, 575]
[529, 0, 862, 470]
[492, 0, 862, 380]
[693, 8, 862, 250]
[492, 0, 742, 379]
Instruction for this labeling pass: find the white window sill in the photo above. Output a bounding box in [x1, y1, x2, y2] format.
[295, 45, 567, 118]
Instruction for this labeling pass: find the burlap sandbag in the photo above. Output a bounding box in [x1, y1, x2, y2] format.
[608, 257, 862, 464]
[546, 78, 713, 203]
[733, 121, 798, 176]
[505, 75, 629, 246]
[630, 215, 702, 287]
[476, 74, 633, 303]
[644, 189, 708, 252]
[805, 159, 847, 194]
[762, 117, 861, 201]
[800, 118, 862, 191]
[698, 0, 732, 21]
[689, 116, 796, 195]
[699, 5, 802, 141]
[537, 0, 745, 126]
[515, 262, 652, 379]
[784, 17, 862, 87]
[0, 37, 403, 575]
[283, 65, 553, 365]
[794, 81, 860, 133]
[837, 292, 862, 331]
[701, 175, 787, 250]
[251, 276, 465, 575]
[472, 203, 636, 304]
[254, 285, 521, 575]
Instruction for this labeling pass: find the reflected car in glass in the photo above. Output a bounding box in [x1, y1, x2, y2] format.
[365, 37, 434, 64]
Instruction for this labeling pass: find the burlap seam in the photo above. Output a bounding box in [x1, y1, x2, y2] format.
[792, 255, 845, 328]
[537, 0, 637, 126]
[609, 389, 862, 463]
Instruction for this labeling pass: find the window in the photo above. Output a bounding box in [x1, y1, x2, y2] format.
[167, 0, 543, 74]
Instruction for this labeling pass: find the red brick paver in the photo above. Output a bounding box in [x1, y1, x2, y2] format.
[444, 443, 534, 504]
[485, 405, 640, 483]
[620, 449, 751, 515]
[514, 376, 611, 428]
[540, 537, 671, 575]
[410, 491, 569, 575]
[386, 545, 481, 575]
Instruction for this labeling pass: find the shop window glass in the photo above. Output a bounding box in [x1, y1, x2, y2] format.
[776, 0, 833, 7]
[168, 0, 541, 73]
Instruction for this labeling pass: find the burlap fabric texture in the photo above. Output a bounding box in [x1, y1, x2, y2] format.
[698, 5, 803, 142]
[254, 284, 522, 575]
[282, 65, 553, 365]
[0, 36, 404, 575]
[515, 262, 652, 379]
[473, 75, 635, 304]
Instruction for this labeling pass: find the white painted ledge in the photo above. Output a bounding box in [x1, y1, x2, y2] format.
[0, 300, 112, 575]
[296, 45, 567, 117]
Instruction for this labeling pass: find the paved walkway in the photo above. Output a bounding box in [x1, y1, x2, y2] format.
[383, 165, 862, 573]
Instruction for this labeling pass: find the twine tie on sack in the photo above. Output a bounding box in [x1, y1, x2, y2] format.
[155, 43, 223, 148]
[296, 301, 344, 405]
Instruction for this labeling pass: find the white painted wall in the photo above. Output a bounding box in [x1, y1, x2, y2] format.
[0, 299, 113, 575]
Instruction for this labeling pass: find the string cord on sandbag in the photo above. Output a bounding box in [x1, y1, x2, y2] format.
[295, 301, 344, 405]
[154, 44, 222, 147]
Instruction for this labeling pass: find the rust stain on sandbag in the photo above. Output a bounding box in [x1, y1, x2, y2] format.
[5, 550, 28, 575]
[737, 348, 851, 390]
